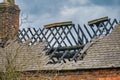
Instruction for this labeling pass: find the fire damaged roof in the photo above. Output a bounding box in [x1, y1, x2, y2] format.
[39, 23, 120, 70]
[0, 18, 119, 72]
[15, 18, 120, 71]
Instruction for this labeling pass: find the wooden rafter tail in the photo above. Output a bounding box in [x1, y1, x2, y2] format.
[88, 16, 109, 26]
[44, 21, 73, 29]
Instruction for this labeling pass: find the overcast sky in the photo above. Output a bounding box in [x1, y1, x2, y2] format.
[0, 0, 120, 28]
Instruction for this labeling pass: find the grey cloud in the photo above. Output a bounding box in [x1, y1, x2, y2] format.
[16, 0, 120, 28]
[91, 0, 120, 6]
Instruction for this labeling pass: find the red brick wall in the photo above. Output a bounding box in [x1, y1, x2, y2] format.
[54, 68, 120, 80]
[21, 68, 120, 80]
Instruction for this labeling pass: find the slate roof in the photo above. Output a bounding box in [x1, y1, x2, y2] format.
[39, 23, 120, 70]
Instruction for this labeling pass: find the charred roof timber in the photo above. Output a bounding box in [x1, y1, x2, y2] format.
[18, 18, 118, 63]
[44, 21, 73, 29]
[88, 16, 109, 27]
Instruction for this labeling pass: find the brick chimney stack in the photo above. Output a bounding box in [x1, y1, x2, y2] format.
[0, 0, 20, 46]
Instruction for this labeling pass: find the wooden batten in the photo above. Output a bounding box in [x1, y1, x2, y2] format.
[88, 16, 109, 26]
[44, 21, 73, 29]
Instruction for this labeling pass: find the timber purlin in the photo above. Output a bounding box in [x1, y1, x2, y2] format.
[88, 16, 108, 26]
[18, 18, 119, 64]
[48, 45, 84, 52]
[44, 21, 73, 29]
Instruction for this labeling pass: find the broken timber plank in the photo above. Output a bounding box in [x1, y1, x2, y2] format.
[88, 16, 108, 26]
[48, 45, 84, 53]
[44, 21, 73, 29]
